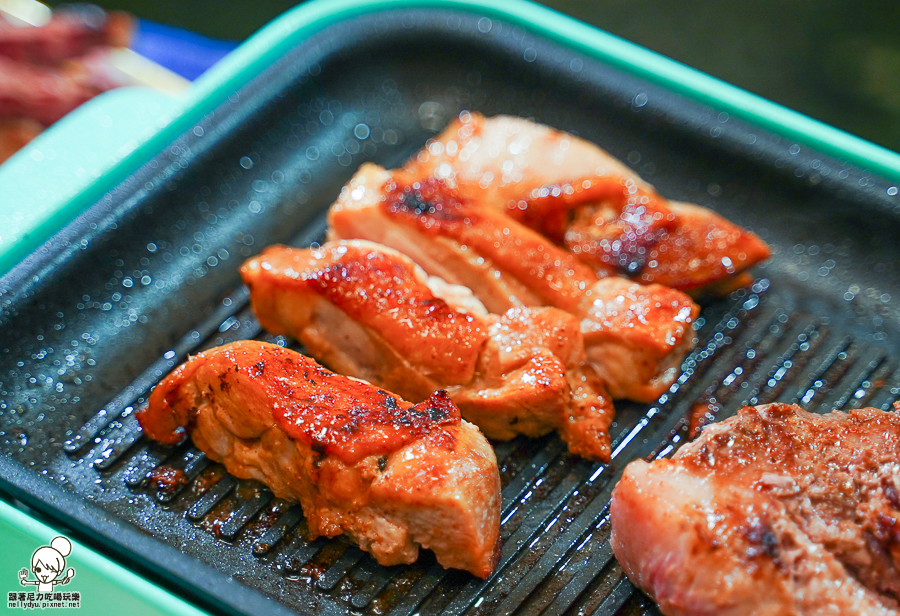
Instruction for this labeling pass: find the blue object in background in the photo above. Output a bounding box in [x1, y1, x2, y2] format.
[131, 19, 238, 81]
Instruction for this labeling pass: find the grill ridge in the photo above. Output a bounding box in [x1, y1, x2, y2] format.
[317, 548, 366, 591]
[726, 317, 819, 409]
[122, 444, 172, 487]
[64, 217, 329, 465]
[350, 561, 395, 609]
[253, 505, 305, 556]
[411, 291, 777, 615]
[792, 336, 854, 406]
[587, 575, 636, 616]
[91, 413, 144, 470]
[123, 280, 813, 616]
[187, 474, 237, 521]
[279, 536, 331, 578]
[219, 488, 275, 541]
[0, 6, 897, 615]
[864, 366, 900, 411]
[155, 450, 208, 504]
[508, 307, 845, 615]
[62, 287, 254, 456]
[829, 351, 888, 411]
[525, 539, 620, 616]
[55, 265, 900, 616]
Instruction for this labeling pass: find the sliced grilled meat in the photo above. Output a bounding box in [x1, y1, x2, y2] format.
[328, 165, 698, 402]
[137, 340, 501, 577]
[241, 241, 613, 460]
[403, 113, 771, 295]
[611, 403, 900, 615]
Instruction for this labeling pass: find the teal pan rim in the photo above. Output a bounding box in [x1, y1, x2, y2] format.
[70, 0, 900, 220]
[4, 0, 900, 279]
[192, 0, 900, 183]
[2, 1, 900, 612]
[0, 498, 209, 616]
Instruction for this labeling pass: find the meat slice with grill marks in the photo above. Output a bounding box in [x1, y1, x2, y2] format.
[610, 403, 900, 615]
[328, 164, 698, 402]
[241, 240, 614, 461]
[403, 113, 771, 295]
[137, 340, 501, 578]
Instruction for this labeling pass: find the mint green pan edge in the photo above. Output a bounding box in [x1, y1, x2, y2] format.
[1, 0, 900, 612]
[0, 498, 209, 616]
[2, 0, 900, 277]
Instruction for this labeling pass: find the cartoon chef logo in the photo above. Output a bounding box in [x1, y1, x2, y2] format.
[18, 536, 75, 592]
[7, 535, 80, 610]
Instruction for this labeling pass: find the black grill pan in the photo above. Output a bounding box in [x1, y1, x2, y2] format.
[2, 4, 900, 616]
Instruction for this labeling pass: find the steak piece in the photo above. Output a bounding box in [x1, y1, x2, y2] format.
[137, 340, 501, 578]
[241, 240, 614, 460]
[403, 113, 771, 295]
[611, 403, 900, 615]
[328, 164, 698, 402]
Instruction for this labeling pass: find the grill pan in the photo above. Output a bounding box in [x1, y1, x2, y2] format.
[3, 1, 900, 615]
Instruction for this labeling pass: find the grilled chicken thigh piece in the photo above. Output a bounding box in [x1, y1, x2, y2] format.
[241, 241, 614, 461]
[137, 340, 501, 577]
[328, 165, 698, 402]
[611, 403, 900, 615]
[403, 113, 771, 294]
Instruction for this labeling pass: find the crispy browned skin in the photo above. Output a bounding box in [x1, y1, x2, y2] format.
[328, 165, 698, 402]
[242, 241, 613, 460]
[610, 403, 900, 615]
[403, 113, 771, 295]
[137, 340, 501, 577]
[380, 173, 597, 312]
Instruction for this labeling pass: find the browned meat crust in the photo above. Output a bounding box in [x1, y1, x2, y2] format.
[328, 164, 698, 402]
[381, 174, 597, 312]
[137, 340, 501, 577]
[611, 403, 900, 615]
[403, 113, 771, 295]
[297, 241, 488, 386]
[242, 241, 613, 460]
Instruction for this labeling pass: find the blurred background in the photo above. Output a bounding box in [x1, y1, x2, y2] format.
[39, 0, 900, 153]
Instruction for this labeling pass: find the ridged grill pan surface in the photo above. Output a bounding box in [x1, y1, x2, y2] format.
[1, 8, 899, 616]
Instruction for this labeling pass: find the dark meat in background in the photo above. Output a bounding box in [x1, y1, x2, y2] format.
[0, 52, 115, 125]
[611, 403, 900, 615]
[0, 5, 134, 162]
[0, 5, 131, 64]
